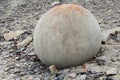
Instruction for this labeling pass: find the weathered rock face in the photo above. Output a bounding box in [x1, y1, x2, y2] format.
[34, 4, 101, 68]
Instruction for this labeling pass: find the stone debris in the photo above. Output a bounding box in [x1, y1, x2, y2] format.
[28, 52, 37, 56]
[26, 76, 34, 80]
[116, 33, 120, 41]
[79, 75, 87, 80]
[51, 0, 61, 6]
[4, 67, 10, 72]
[13, 68, 21, 73]
[106, 68, 117, 75]
[0, 41, 11, 46]
[67, 73, 77, 78]
[49, 65, 57, 75]
[98, 76, 106, 80]
[17, 36, 32, 49]
[3, 30, 26, 41]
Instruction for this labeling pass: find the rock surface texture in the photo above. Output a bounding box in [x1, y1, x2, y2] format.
[34, 4, 101, 68]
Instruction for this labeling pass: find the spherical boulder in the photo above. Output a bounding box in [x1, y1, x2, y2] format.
[33, 4, 101, 68]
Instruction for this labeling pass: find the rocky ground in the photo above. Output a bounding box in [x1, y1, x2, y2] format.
[0, 0, 120, 80]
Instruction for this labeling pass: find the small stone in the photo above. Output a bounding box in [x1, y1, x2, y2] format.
[51, 0, 61, 6]
[67, 73, 77, 78]
[68, 75, 87, 80]
[98, 76, 106, 80]
[6, 74, 15, 79]
[22, 75, 34, 80]
[3, 55, 10, 58]
[19, 72, 26, 76]
[89, 65, 103, 73]
[3, 30, 26, 41]
[49, 65, 57, 75]
[35, 77, 40, 80]
[15, 56, 21, 60]
[80, 74, 87, 80]
[26, 76, 34, 80]
[15, 64, 21, 68]
[0, 41, 11, 45]
[4, 67, 10, 72]
[17, 36, 32, 49]
[0, 72, 6, 80]
[71, 66, 86, 74]
[9, 65, 15, 69]
[1, 61, 7, 65]
[14, 68, 21, 73]
[81, 64, 88, 72]
[116, 34, 120, 41]
[96, 59, 105, 65]
[28, 52, 37, 56]
[106, 68, 117, 75]
[15, 77, 21, 80]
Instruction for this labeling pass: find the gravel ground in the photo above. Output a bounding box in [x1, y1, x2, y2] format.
[0, 0, 120, 80]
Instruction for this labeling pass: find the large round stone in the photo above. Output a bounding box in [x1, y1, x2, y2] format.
[34, 4, 101, 68]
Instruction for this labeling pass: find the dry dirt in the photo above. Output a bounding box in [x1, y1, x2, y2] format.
[0, 0, 120, 80]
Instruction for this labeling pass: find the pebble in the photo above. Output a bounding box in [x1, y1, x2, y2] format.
[15, 77, 21, 80]
[17, 36, 32, 49]
[4, 67, 10, 72]
[0, 60, 7, 65]
[79, 74, 87, 80]
[19, 72, 26, 76]
[3, 54, 10, 58]
[6, 74, 15, 79]
[28, 52, 37, 56]
[67, 73, 77, 78]
[3, 30, 26, 41]
[15, 56, 23, 60]
[0, 72, 6, 79]
[35, 77, 40, 80]
[106, 68, 117, 75]
[26, 76, 34, 80]
[98, 76, 106, 80]
[49, 65, 57, 75]
[51, 0, 61, 6]
[70, 66, 86, 74]
[0, 42, 11, 45]
[88, 65, 103, 73]
[116, 34, 120, 41]
[22, 75, 34, 80]
[14, 68, 21, 73]
[15, 63, 21, 68]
